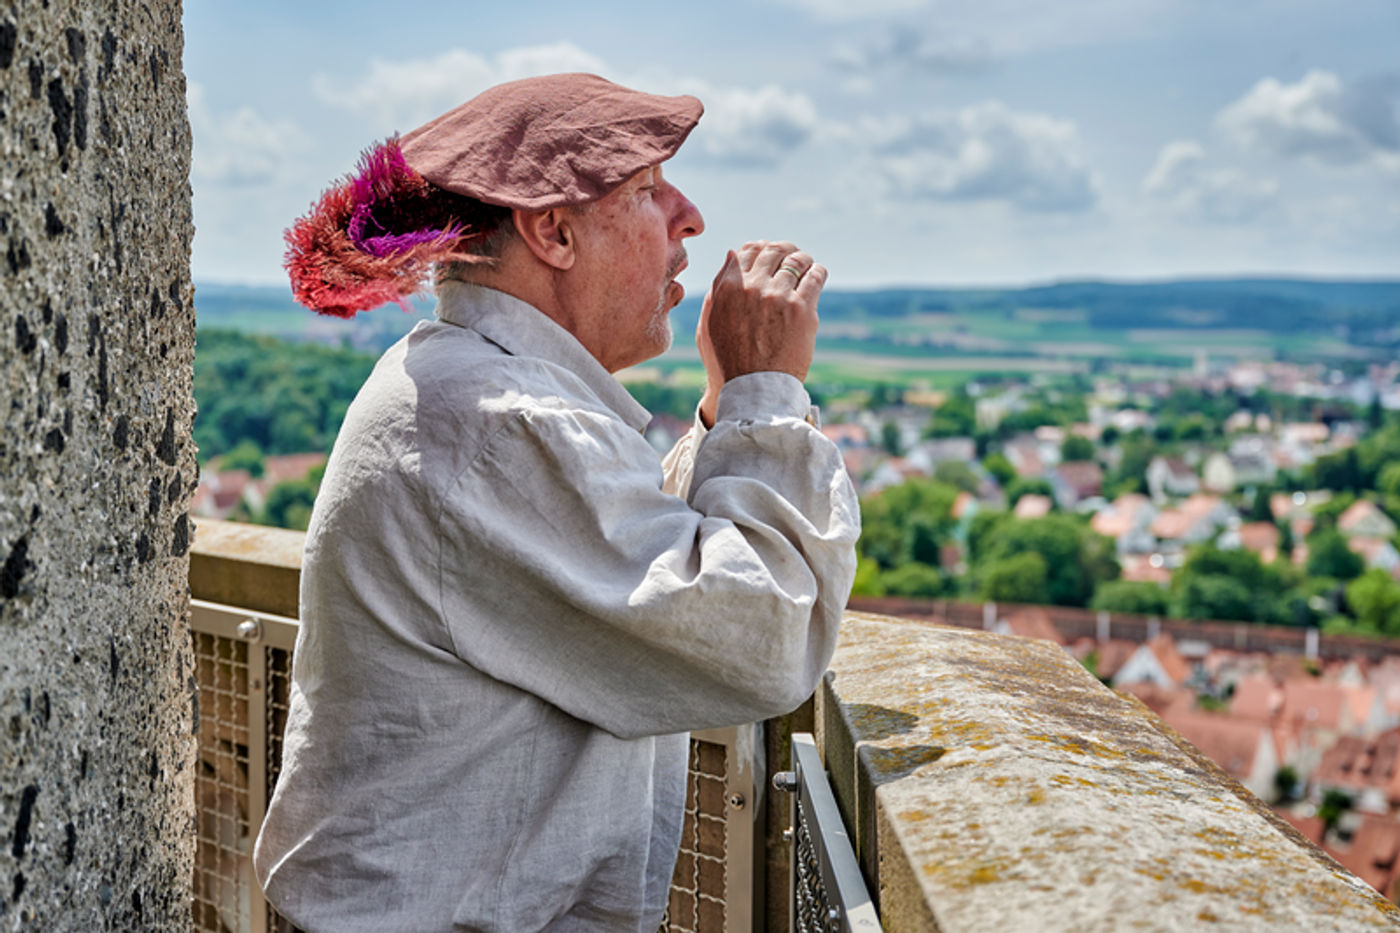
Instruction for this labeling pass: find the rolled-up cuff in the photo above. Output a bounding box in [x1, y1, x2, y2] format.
[714, 372, 812, 424]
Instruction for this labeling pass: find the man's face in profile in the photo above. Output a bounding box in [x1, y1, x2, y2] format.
[566, 164, 705, 373]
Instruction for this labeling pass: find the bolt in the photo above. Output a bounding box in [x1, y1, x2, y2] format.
[727, 792, 745, 810]
[772, 770, 798, 792]
[236, 618, 261, 642]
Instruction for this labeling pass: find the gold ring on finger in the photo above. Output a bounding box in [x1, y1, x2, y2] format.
[779, 265, 803, 283]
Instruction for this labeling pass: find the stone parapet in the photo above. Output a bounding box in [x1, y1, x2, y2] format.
[189, 518, 303, 618]
[820, 611, 1400, 931]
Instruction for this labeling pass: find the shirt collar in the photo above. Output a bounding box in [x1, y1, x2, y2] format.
[434, 281, 653, 433]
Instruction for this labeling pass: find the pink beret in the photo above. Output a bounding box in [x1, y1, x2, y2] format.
[400, 72, 703, 210]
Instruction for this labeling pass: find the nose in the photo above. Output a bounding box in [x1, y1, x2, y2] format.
[668, 185, 704, 240]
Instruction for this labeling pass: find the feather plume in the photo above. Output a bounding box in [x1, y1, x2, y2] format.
[284, 138, 496, 318]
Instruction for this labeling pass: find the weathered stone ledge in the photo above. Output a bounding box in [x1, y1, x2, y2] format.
[819, 611, 1400, 931]
[189, 518, 303, 618]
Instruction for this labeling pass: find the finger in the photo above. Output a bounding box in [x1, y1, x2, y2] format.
[710, 249, 739, 292]
[774, 250, 814, 287]
[795, 262, 829, 304]
[736, 241, 766, 272]
[750, 240, 798, 278]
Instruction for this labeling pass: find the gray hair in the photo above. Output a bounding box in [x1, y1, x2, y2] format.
[435, 219, 518, 286]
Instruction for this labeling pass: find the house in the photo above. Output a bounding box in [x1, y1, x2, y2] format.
[1312, 727, 1400, 815]
[1052, 460, 1103, 510]
[1118, 681, 1197, 718]
[1351, 537, 1400, 577]
[1112, 634, 1192, 690]
[1230, 449, 1278, 487]
[1149, 493, 1232, 548]
[1146, 456, 1200, 501]
[1202, 452, 1237, 494]
[1219, 521, 1281, 564]
[1280, 422, 1331, 447]
[1091, 493, 1158, 555]
[1339, 500, 1398, 541]
[1324, 813, 1400, 901]
[864, 456, 928, 493]
[907, 436, 977, 468]
[821, 423, 869, 449]
[1160, 709, 1280, 799]
[993, 606, 1066, 646]
[1107, 408, 1155, 434]
[191, 468, 253, 520]
[1013, 493, 1054, 519]
[1118, 553, 1174, 584]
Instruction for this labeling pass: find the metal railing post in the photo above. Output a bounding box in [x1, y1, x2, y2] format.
[772, 733, 881, 933]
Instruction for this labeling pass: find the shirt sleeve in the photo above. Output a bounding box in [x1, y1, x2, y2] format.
[435, 371, 860, 739]
[658, 406, 708, 500]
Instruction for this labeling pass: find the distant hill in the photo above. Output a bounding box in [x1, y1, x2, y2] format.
[194, 278, 1400, 357]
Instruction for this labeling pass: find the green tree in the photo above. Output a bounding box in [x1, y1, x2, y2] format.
[880, 420, 902, 457]
[1061, 435, 1096, 462]
[882, 562, 947, 598]
[1171, 574, 1257, 622]
[1247, 484, 1275, 523]
[924, 391, 976, 438]
[858, 478, 960, 570]
[1346, 569, 1400, 634]
[1090, 580, 1169, 616]
[1306, 529, 1364, 581]
[982, 451, 1016, 488]
[1106, 433, 1155, 496]
[1318, 789, 1354, 837]
[1310, 447, 1364, 493]
[1169, 544, 1293, 623]
[850, 556, 886, 597]
[974, 513, 1118, 607]
[257, 463, 326, 531]
[1273, 765, 1300, 803]
[1005, 477, 1054, 508]
[220, 438, 265, 478]
[982, 551, 1049, 604]
[1309, 492, 1356, 533]
[1377, 462, 1400, 500]
[932, 461, 981, 494]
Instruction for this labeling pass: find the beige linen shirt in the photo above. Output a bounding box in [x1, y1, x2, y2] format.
[253, 282, 859, 932]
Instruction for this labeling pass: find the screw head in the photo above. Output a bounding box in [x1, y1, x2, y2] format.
[236, 619, 261, 642]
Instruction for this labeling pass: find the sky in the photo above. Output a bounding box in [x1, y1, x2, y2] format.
[182, 0, 1400, 294]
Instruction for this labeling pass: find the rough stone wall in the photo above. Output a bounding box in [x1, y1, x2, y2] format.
[0, 1, 196, 930]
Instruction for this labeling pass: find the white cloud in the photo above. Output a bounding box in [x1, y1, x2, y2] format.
[311, 43, 609, 132]
[1217, 69, 1400, 170]
[834, 27, 993, 76]
[864, 101, 1099, 212]
[1142, 140, 1278, 223]
[311, 45, 823, 171]
[772, 0, 929, 20]
[686, 84, 821, 168]
[187, 83, 306, 187]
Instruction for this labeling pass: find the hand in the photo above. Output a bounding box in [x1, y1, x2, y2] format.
[697, 240, 827, 424]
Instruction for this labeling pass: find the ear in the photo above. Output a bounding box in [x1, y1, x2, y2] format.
[512, 207, 576, 271]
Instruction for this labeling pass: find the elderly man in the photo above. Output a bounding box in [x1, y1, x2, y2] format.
[253, 73, 858, 932]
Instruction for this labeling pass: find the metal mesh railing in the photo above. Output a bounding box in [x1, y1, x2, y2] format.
[774, 733, 881, 933]
[662, 737, 729, 930]
[192, 629, 252, 933]
[192, 598, 756, 933]
[191, 601, 299, 933]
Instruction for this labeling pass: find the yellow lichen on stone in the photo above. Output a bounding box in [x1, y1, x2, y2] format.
[823, 612, 1400, 931]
